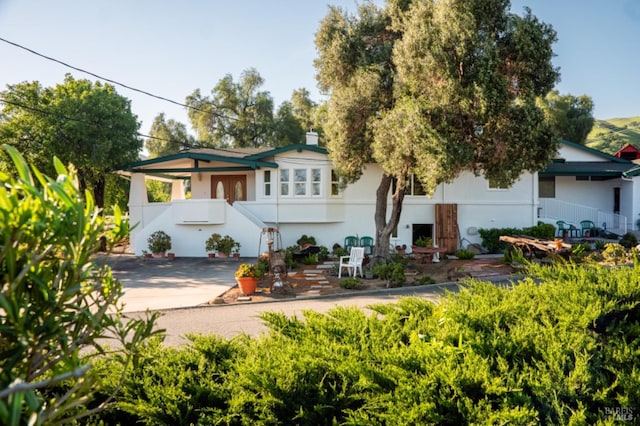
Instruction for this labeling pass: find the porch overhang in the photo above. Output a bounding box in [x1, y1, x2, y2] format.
[119, 151, 278, 175]
[540, 161, 633, 179]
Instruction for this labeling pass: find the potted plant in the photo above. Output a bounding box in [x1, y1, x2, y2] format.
[205, 233, 220, 258]
[234, 263, 258, 295]
[205, 233, 236, 258]
[296, 234, 317, 249]
[233, 242, 241, 259]
[414, 236, 433, 248]
[147, 230, 172, 257]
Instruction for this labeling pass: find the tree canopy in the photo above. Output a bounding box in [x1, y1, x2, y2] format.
[146, 112, 196, 157]
[0, 74, 142, 208]
[185, 69, 323, 148]
[185, 68, 275, 148]
[538, 90, 595, 144]
[315, 0, 560, 259]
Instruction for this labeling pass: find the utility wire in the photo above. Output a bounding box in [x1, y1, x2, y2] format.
[0, 97, 195, 149]
[0, 37, 318, 152]
[0, 36, 230, 121]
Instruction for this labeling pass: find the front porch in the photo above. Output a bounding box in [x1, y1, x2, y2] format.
[538, 198, 629, 236]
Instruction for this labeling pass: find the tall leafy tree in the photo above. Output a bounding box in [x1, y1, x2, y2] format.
[315, 0, 560, 260]
[538, 90, 595, 144]
[0, 75, 142, 208]
[273, 101, 306, 146]
[273, 89, 324, 146]
[185, 68, 275, 147]
[146, 112, 195, 157]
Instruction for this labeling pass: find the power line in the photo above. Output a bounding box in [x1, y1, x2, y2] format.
[0, 97, 194, 149]
[0, 36, 230, 121]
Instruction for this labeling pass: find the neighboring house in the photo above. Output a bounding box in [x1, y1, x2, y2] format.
[538, 140, 637, 234]
[118, 134, 639, 258]
[614, 143, 640, 161]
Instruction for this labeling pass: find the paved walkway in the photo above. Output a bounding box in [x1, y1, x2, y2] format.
[105, 253, 516, 313]
[105, 254, 247, 312]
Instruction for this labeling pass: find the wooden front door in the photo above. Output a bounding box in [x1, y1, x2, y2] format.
[211, 175, 246, 204]
[436, 203, 459, 254]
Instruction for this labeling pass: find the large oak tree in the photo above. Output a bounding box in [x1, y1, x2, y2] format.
[315, 0, 560, 260]
[0, 75, 142, 209]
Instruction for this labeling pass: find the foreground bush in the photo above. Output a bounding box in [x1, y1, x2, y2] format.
[0, 146, 160, 425]
[94, 262, 639, 424]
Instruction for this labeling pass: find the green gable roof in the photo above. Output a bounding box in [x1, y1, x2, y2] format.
[120, 144, 329, 174]
[540, 139, 634, 178]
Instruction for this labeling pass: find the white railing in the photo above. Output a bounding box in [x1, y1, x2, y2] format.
[538, 198, 628, 235]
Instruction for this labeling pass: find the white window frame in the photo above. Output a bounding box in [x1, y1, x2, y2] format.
[487, 177, 510, 191]
[280, 169, 290, 196]
[331, 169, 343, 197]
[264, 170, 272, 197]
[280, 167, 323, 197]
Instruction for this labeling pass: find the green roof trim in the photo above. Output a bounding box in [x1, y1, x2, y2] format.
[560, 139, 628, 163]
[244, 144, 328, 160]
[540, 161, 634, 177]
[120, 151, 278, 172]
[540, 140, 635, 178]
[622, 165, 640, 178]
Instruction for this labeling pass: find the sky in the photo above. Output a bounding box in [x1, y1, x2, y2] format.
[1, 0, 639, 138]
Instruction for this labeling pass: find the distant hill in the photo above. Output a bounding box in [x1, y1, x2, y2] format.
[585, 116, 640, 155]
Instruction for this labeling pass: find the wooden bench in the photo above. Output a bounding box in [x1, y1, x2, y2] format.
[411, 246, 448, 263]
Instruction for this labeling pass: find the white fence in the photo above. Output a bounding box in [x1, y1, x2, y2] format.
[538, 198, 628, 235]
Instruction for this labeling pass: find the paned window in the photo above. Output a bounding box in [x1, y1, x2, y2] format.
[311, 168, 321, 196]
[539, 176, 556, 198]
[264, 170, 271, 196]
[294, 169, 307, 195]
[488, 178, 510, 190]
[280, 169, 290, 196]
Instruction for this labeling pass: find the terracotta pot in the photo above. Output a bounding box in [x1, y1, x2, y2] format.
[217, 252, 229, 258]
[236, 277, 257, 295]
[167, 253, 175, 260]
[152, 252, 165, 258]
[208, 253, 216, 258]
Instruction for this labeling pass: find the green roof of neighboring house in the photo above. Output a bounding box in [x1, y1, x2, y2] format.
[540, 139, 634, 178]
[539, 161, 634, 177]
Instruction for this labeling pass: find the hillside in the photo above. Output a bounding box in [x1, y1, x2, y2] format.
[585, 116, 640, 155]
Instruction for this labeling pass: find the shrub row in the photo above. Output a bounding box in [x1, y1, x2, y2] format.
[85, 261, 640, 424]
[478, 222, 556, 253]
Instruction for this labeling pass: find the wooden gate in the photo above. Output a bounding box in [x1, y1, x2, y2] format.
[436, 203, 458, 254]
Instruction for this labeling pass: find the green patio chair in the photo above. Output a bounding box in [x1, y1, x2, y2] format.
[344, 235, 358, 251]
[580, 220, 596, 237]
[556, 220, 579, 237]
[360, 236, 374, 255]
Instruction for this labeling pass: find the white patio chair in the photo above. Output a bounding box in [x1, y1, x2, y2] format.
[338, 247, 365, 278]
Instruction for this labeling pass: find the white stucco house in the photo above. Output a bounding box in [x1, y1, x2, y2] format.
[117, 133, 639, 258]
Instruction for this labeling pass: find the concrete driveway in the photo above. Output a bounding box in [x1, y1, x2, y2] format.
[105, 255, 249, 313]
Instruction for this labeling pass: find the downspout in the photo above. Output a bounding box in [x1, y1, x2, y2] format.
[533, 171, 538, 225]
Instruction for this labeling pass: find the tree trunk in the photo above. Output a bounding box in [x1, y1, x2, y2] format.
[93, 174, 105, 209]
[372, 174, 406, 264]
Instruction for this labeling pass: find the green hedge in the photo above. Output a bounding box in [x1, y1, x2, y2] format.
[479, 222, 556, 253]
[89, 261, 640, 424]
